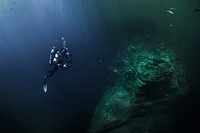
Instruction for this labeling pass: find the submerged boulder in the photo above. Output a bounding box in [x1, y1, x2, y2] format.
[89, 85, 132, 133]
[89, 37, 188, 133]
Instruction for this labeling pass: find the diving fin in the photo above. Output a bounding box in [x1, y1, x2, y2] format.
[43, 83, 47, 93]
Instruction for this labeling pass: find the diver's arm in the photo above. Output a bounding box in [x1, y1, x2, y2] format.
[62, 52, 72, 68]
[63, 62, 72, 68]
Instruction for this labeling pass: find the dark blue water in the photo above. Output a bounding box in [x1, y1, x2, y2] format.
[0, 0, 200, 133]
[0, 1, 118, 132]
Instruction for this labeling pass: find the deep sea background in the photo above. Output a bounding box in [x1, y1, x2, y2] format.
[0, 0, 200, 133]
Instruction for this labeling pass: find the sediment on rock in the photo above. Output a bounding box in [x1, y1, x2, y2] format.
[89, 37, 188, 133]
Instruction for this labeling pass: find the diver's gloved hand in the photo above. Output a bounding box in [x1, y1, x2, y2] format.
[43, 83, 47, 93]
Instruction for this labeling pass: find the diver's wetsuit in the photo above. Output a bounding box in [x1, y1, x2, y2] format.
[43, 38, 72, 92]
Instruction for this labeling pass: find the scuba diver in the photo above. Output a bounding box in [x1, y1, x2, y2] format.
[43, 37, 72, 92]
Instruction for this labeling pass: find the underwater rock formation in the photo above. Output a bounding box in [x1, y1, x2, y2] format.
[89, 37, 188, 133]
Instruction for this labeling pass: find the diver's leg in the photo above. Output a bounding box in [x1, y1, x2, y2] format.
[42, 65, 59, 93]
[47, 65, 58, 76]
[42, 69, 53, 93]
[43, 75, 48, 92]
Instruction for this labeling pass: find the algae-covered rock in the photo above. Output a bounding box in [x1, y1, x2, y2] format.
[89, 85, 132, 133]
[89, 37, 188, 133]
